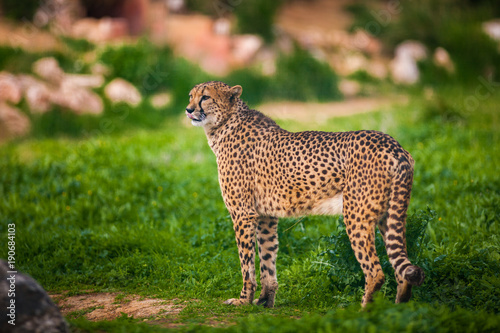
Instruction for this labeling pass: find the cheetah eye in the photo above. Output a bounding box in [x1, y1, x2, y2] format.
[201, 95, 210, 101]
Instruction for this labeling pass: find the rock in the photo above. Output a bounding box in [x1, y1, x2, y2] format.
[232, 35, 264, 66]
[433, 47, 454, 73]
[24, 58, 105, 115]
[104, 78, 142, 106]
[32, 0, 83, 33]
[91, 63, 111, 76]
[394, 40, 427, 61]
[366, 59, 388, 80]
[63, 74, 104, 88]
[165, 14, 232, 75]
[214, 18, 231, 36]
[0, 104, 31, 142]
[338, 79, 361, 98]
[390, 56, 419, 84]
[19, 74, 104, 115]
[351, 29, 383, 55]
[256, 48, 277, 76]
[150, 92, 172, 109]
[0, 72, 22, 104]
[18, 75, 53, 114]
[32, 57, 65, 85]
[482, 19, 500, 42]
[390, 40, 427, 85]
[52, 84, 104, 115]
[72, 18, 129, 43]
[339, 52, 369, 76]
[167, 0, 186, 13]
[0, 260, 69, 332]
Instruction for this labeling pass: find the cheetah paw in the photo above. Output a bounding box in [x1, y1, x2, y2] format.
[223, 298, 245, 306]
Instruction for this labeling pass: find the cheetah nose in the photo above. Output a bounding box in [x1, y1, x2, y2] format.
[186, 108, 195, 114]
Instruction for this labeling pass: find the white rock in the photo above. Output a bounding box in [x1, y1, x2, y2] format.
[0, 103, 31, 142]
[256, 48, 277, 76]
[32, 57, 64, 84]
[342, 52, 368, 76]
[19, 74, 103, 115]
[18, 75, 53, 114]
[482, 20, 500, 42]
[232, 35, 264, 65]
[0, 72, 22, 104]
[394, 40, 427, 61]
[64, 74, 104, 88]
[366, 60, 388, 80]
[52, 83, 104, 115]
[104, 78, 142, 106]
[91, 63, 111, 76]
[390, 56, 420, 85]
[339, 79, 361, 98]
[72, 18, 128, 43]
[150, 92, 172, 109]
[214, 18, 231, 36]
[390, 40, 428, 85]
[167, 0, 185, 13]
[433, 47, 454, 73]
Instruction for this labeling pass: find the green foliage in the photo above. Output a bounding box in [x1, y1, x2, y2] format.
[97, 39, 175, 96]
[0, 46, 76, 74]
[185, 0, 283, 43]
[234, 0, 282, 43]
[270, 47, 342, 102]
[227, 47, 342, 104]
[1, 0, 38, 21]
[59, 36, 96, 53]
[347, 0, 500, 83]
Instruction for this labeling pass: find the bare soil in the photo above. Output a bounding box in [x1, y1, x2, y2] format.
[258, 96, 408, 123]
[51, 292, 185, 321]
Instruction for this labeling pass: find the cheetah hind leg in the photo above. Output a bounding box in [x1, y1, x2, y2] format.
[343, 209, 386, 307]
[254, 216, 279, 308]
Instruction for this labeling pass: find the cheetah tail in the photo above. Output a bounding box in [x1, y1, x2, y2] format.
[385, 161, 425, 287]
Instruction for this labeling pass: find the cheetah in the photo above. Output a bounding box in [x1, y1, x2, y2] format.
[185, 81, 425, 308]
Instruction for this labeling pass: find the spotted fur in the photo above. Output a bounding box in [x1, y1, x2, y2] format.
[186, 81, 424, 308]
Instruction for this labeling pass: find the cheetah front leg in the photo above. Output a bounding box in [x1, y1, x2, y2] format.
[255, 216, 279, 308]
[224, 212, 258, 306]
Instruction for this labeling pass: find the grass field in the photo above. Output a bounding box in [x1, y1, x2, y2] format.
[1, 83, 499, 331]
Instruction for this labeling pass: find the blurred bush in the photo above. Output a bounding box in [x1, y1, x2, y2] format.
[271, 47, 342, 101]
[227, 46, 342, 104]
[1, 0, 39, 21]
[348, 0, 500, 84]
[234, 0, 282, 43]
[0, 46, 77, 74]
[98, 39, 174, 96]
[186, 0, 283, 43]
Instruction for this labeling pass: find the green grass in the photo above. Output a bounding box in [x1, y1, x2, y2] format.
[1, 85, 499, 331]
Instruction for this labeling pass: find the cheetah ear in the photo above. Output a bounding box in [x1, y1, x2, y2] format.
[229, 85, 242, 102]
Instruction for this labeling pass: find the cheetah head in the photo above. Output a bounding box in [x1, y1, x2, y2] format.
[186, 81, 242, 128]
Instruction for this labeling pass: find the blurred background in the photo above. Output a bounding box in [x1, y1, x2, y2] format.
[0, 0, 499, 142]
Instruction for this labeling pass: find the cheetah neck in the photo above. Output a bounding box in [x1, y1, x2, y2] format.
[204, 100, 281, 156]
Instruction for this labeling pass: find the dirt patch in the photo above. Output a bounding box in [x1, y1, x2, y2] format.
[258, 96, 408, 123]
[51, 292, 185, 321]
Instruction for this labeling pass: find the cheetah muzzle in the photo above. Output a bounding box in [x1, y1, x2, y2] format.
[186, 81, 425, 308]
